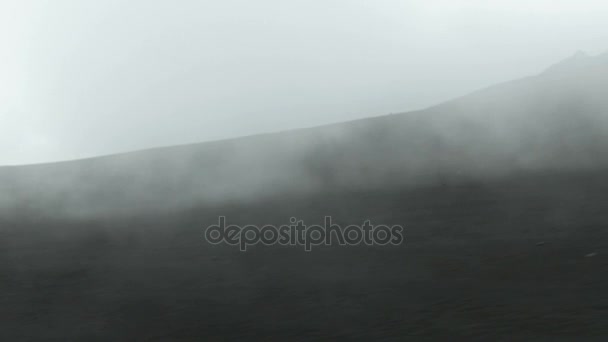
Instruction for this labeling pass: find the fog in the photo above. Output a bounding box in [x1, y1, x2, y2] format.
[3, 4, 608, 339]
[2, 0, 608, 165]
[1, 50, 608, 217]
[2, 1, 608, 217]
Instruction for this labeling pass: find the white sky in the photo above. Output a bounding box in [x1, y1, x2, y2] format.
[1, 0, 608, 165]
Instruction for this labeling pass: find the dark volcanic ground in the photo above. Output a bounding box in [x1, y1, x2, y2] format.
[1, 169, 608, 341]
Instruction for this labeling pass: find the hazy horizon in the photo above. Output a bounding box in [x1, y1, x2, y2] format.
[2, 0, 608, 166]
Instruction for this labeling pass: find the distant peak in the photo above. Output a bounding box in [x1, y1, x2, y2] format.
[559, 50, 591, 65]
[543, 50, 606, 75]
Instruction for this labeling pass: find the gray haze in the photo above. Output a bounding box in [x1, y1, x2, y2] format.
[2, 51, 608, 217]
[2, 0, 608, 165]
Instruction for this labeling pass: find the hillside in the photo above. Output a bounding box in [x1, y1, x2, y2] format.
[2, 52, 608, 216]
[1, 53, 608, 340]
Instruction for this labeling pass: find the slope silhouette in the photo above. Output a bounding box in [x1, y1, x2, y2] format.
[1, 53, 608, 340]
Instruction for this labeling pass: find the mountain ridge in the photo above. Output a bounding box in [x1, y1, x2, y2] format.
[2, 52, 608, 216]
[4, 51, 605, 170]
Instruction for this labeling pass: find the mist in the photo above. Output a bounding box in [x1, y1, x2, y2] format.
[2, 2, 608, 340]
[2, 0, 608, 165]
[2, 51, 608, 218]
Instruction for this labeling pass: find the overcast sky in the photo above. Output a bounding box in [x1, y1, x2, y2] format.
[1, 0, 607, 165]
